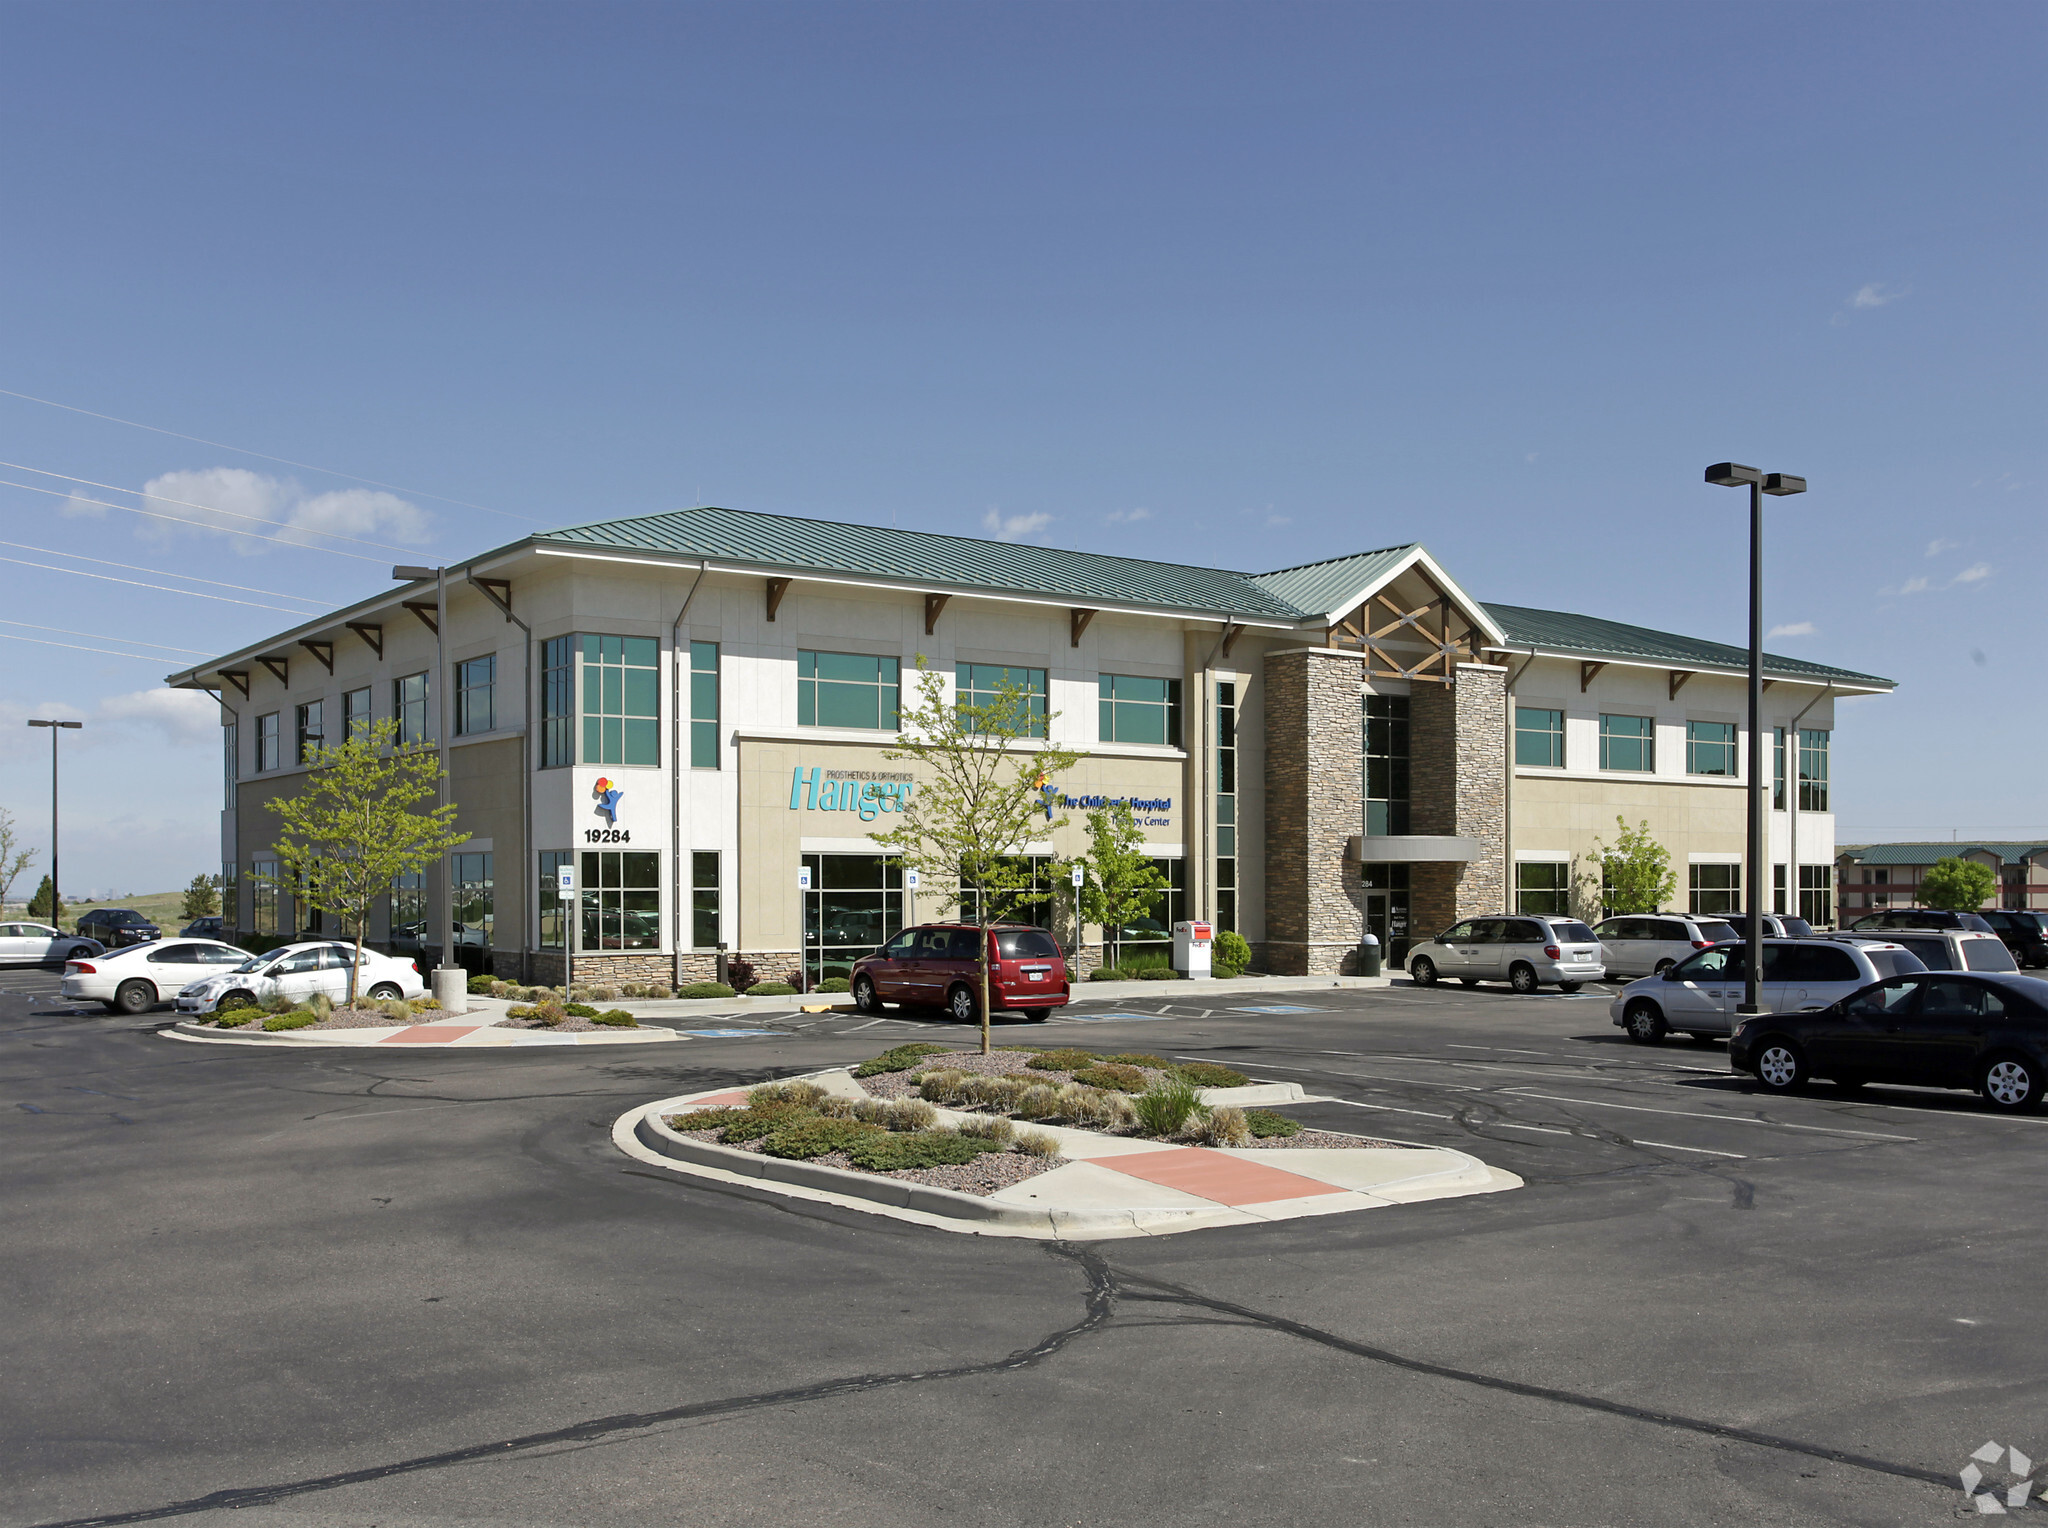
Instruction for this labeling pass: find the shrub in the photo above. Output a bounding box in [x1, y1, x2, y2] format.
[1014, 1083, 1064, 1121]
[884, 1098, 937, 1131]
[643, 984, 671, 1000]
[749, 1080, 829, 1109]
[844, 1129, 998, 1171]
[306, 991, 334, 1020]
[523, 1001, 566, 1027]
[719, 1101, 817, 1142]
[263, 1010, 317, 1031]
[679, 981, 736, 999]
[1131, 1072, 1207, 1136]
[586, 985, 616, 1002]
[667, 1106, 752, 1132]
[1122, 949, 1172, 973]
[214, 1010, 255, 1028]
[917, 1068, 971, 1103]
[1103, 1052, 1170, 1069]
[1245, 1110, 1301, 1138]
[1014, 1130, 1062, 1158]
[1088, 967, 1128, 982]
[591, 1010, 638, 1027]
[1138, 967, 1181, 981]
[726, 959, 757, 992]
[959, 1075, 1028, 1112]
[374, 997, 414, 1021]
[1026, 1048, 1100, 1072]
[748, 982, 798, 996]
[411, 997, 442, 1013]
[1055, 1083, 1133, 1129]
[467, 975, 495, 995]
[1173, 1061, 1250, 1089]
[1213, 929, 1253, 976]
[262, 993, 294, 1014]
[816, 977, 851, 993]
[853, 1042, 951, 1077]
[761, 1116, 887, 1160]
[1192, 1105, 1252, 1148]
[505, 1004, 533, 1020]
[563, 1002, 600, 1018]
[1071, 1063, 1148, 1093]
[956, 1114, 1014, 1145]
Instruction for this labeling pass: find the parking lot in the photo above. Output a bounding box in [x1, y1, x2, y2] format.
[5, 972, 2042, 1527]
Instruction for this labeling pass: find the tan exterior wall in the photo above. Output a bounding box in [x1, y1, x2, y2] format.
[1513, 775, 1747, 914]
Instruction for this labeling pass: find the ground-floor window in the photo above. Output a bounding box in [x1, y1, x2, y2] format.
[222, 862, 238, 933]
[956, 855, 1057, 930]
[453, 852, 494, 960]
[692, 852, 721, 949]
[804, 853, 903, 983]
[391, 871, 426, 955]
[538, 850, 572, 950]
[1800, 865, 1834, 927]
[1516, 862, 1570, 916]
[580, 850, 659, 951]
[1689, 864, 1741, 917]
[1362, 862, 1411, 964]
[251, 859, 280, 935]
[1110, 858, 1185, 962]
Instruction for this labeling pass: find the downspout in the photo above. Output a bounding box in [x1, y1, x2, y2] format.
[466, 574, 532, 981]
[210, 686, 240, 937]
[670, 559, 710, 988]
[1502, 647, 1538, 915]
[1786, 682, 1834, 924]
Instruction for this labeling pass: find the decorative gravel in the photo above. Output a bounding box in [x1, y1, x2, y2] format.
[676, 1126, 1062, 1197]
[504, 1013, 635, 1033]
[202, 1007, 463, 1031]
[1241, 1128, 1403, 1150]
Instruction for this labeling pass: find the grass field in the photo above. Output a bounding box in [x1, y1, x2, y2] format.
[0, 890, 200, 933]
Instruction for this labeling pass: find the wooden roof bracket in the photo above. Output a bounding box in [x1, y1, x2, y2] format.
[765, 577, 791, 623]
[474, 577, 512, 618]
[345, 622, 383, 658]
[1668, 669, 1694, 700]
[1580, 661, 1607, 692]
[1070, 608, 1097, 648]
[402, 601, 439, 634]
[1220, 622, 1244, 658]
[924, 592, 950, 635]
[220, 668, 250, 699]
[300, 639, 334, 674]
[257, 655, 290, 685]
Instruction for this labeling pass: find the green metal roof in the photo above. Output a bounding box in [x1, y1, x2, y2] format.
[1250, 545, 1419, 620]
[1483, 602, 1894, 689]
[1840, 842, 2048, 865]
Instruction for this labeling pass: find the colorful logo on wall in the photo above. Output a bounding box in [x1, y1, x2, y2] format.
[1035, 770, 1057, 821]
[592, 777, 624, 824]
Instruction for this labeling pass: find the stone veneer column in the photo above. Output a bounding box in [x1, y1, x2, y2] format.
[1263, 649, 1370, 975]
[1408, 663, 1508, 935]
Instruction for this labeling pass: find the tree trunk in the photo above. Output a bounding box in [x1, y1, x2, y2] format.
[351, 927, 365, 1008]
[979, 922, 991, 1056]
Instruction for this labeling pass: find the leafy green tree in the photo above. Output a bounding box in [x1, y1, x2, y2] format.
[1581, 816, 1676, 917]
[1920, 856, 1996, 913]
[27, 874, 59, 924]
[1072, 800, 1169, 971]
[264, 717, 469, 1005]
[180, 872, 221, 921]
[0, 808, 34, 912]
[871, 657, 1084, 1054]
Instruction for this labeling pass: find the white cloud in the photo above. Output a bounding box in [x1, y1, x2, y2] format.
[1950, 562, 1993, 585]
[1767, 621, 1815, 639]
[98, 687, 222, 746]
[1851, 282, 1909, 309]
[981, 508, 1052, 541]
[131, 467, 430, 555]
[1926, 537, 1963, 557]
[59, 490, 107, 520]
[1899, 576, 1930, 595]
[1105, 507, 1152, 525]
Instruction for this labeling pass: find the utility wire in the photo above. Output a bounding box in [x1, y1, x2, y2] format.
[0, 477, 391, 564]
[0, 384, 540, 523]
[0, 537, 333, 608]
[0, 618, 211, 655]
[0, 552, 320, 613]
[0, 631, 178, 664]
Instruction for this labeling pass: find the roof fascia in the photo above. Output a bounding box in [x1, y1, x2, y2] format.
[1482, 642, 1892, 693]
[1309, 545, 1510, 646]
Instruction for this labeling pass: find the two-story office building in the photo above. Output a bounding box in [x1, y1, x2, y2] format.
[166, 506, 1893, 982]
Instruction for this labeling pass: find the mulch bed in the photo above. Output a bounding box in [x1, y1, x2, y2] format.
[677, 1127, 1061, 1197]
[203, 1007, 458, 1031]
[503, 1014, 637, 1033]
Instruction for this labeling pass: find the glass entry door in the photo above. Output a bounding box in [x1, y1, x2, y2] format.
[1362, 863, 1412, 965]
[802, 853, 904, 984]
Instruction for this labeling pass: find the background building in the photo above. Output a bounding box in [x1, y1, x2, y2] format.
[1837, 842, 2048, 917]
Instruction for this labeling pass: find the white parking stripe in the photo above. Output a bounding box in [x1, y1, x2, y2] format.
[1501, 1089, 1913, 1140]
[1635, 1139, 1748, 1158]
[1306, 1097, 1455, 1121]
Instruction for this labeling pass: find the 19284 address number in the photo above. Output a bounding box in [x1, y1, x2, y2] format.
[584, 828, 631, 844]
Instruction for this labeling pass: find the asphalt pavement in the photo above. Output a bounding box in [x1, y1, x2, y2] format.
[5, 973, 2042, 1527]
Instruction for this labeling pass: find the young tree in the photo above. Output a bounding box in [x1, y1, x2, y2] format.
[180, 872, 221, 921]
[1073, 800, 1168, 972]
[27, 874, 59, 924]
[264, 717, 469, 1005]
[0, 808, 34, 912]
[1580, 816, 1676, 917]
[871, 658, 1084, 1054]
[1920, 856, 1997, 913]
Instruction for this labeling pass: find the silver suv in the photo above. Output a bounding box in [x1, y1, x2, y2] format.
[1593, 914, 1742, 977]
[1611, 937, 1927, 1043]
[1408, 915, 1605, 994]
[1830, 929, 2016, 975]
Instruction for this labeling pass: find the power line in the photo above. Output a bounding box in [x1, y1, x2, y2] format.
[0, 552, 319, 613]
[0, 618, 211, 655]
[0, 476, 390, 564]
[0, 536, 333, 607]
[0, 630, 177, 664]
[0, 384, 541, 524]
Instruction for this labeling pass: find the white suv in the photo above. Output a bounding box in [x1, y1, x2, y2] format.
[1593, 914, 1742, 977]
[1830, 929, 2016, 975]
[1408, 915, 1605, 993]
[1610, 937, 1927, 1043]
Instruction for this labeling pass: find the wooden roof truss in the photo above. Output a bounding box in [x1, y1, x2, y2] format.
[1325, 577, 1479, 684]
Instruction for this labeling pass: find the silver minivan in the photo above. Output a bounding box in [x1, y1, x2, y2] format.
[1593, 914, 1741, 977]
[1610, 937, 1927, 1043]
[1830, 929, 2016, 975]
[1408, 915, 1605, 993]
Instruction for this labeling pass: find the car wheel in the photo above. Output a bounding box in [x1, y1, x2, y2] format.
[1979, 1054, 2044, 1114]
[852, 975, 882, 1013]
[1409, 956, 1438, 987]
[1753, 1039, 1807, 1094]
[218, 989, 256, 1012]
[1023, 1008, 1051, 1023]
[1653, 959, 1675, 975]
[1623, 1000, 1666, 1044]
[1558, 981, 1583, 994]
[947, 984, 980, 1023]
[1508, 962, 1539, 995]
[367, 983, 401, 1001]
[68, 943, 96, 963]
[114, 980, 156, 1016]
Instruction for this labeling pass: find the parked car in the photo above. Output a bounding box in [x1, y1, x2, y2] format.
[178, 915, 224, 939]
[1592, 914, 1742, 977]
[172, 941, 426, 1016]
[1729, 971, 2048, 1112]
[1829, 929, 2016, 975]
[1756, 913, 1816, 938]
[61, 939, 254, 1014]
[1406, 915, 1605, 993]
[850, 923, 1070, 1022]
[1979, 909, 2048, 970]
[1847, 907, 1995, 934]
[0, 921, 103, 965]
[74, 908, 162, 947]
[1611, 938, 1927, 1044]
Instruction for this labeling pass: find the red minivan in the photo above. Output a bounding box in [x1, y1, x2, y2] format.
[851, 923, 1070, 1023]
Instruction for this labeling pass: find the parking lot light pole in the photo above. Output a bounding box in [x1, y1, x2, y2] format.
[25, 719, 83, 924]
[1704, 464, 1807, 1014]
[392, 564, 463, 1012]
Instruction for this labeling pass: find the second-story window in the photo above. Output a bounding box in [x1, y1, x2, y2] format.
[1685, 721, 1737, 777]
[255, 712, 280, 773]
[1773, 726, 1787, 809]
[690, 641, 720, 767]
[394, 672, 430, 746]
[1099, 673, 1182, 746]
[1599, 713, 1654, 772]
[799, 651, 900, 730]
[956, 664, 1046, 736]
[1799, 728, 1830, 811]
[295, 700, 323, 765]
[343, 686, 373, 743]
[1364, 694, 1410, 835]
[541, 636, 573, 768]
[456, 655, 496, 735]
[1515, 706, 1563, 767]
[223, 722, 237, 799]
[582, 635, 660, 765]
[1217, 681, 1237, 931]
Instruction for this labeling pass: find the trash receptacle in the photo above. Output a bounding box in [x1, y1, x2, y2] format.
[1358, 933, 1382, 977]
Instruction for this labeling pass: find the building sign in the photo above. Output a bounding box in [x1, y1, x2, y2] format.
[1051, 791, 1174, 827]
[789, 765, 916, 822]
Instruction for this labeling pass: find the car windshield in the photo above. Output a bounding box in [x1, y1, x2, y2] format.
[1697, 921, 1740, 942]
[1779, 917, 1815, 937]
[229, 956, 269, 973]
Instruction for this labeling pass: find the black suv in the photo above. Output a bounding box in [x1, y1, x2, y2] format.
[179, 915, 223, 939]
[1847, 908, 1996, 935]
[74, 908, 161, 948]
[1980, 909, 2048, 970]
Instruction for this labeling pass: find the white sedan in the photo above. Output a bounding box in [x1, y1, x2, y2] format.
[2, 921, 103, 966]
[63, 939, 253, 1013]
[173, 941, 427, 1016]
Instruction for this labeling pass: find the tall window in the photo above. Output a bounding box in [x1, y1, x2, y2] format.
[452, 852, 493, 956]
[1361, 863, 1411, 961]
[394, 672, 430, 746]
[1364, 694, 1410, 835]
[1515, 706, 1564, 768]
[582, 635, 660, 765]
[456, 655, 495, 735]
[580, 849, 659, 950]
[802, 853, 905, 982]
[690, 641, 720, 768]
[956, 855, 1056, 929]
[692, 851, 721, 948]
[957, 664, 1047, 737]
[255, 712, 280, 772]
[799, 651, 900, 730]
[1516, 862, 1570, 916]
[1099, 674, 1181, 746]
[343, 686, 373, 744]
[1685, 721, 1737, 777]
[1799, 729, 1830, 811]
[1599, 713, 1655, 772]
[538, 850, 572, 951]
[221, 862, 238, 932]
[1689, 864, 1740, 916]
[1774, 863, 1787, 914]
[392, 872, 426, 948]
[1800, 865, 1834, 926]
[541, 635, 574, 767]
[1109, 858, 1185, 951]
[251, 858, 280, 934]
[1773, 727, 1787, 810]
[222, 722, 238, 801]
[1216, 681, 1238, 932]
[294, 701, 324, 765]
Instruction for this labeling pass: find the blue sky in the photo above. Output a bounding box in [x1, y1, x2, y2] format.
[0, 1, 2041, 896]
